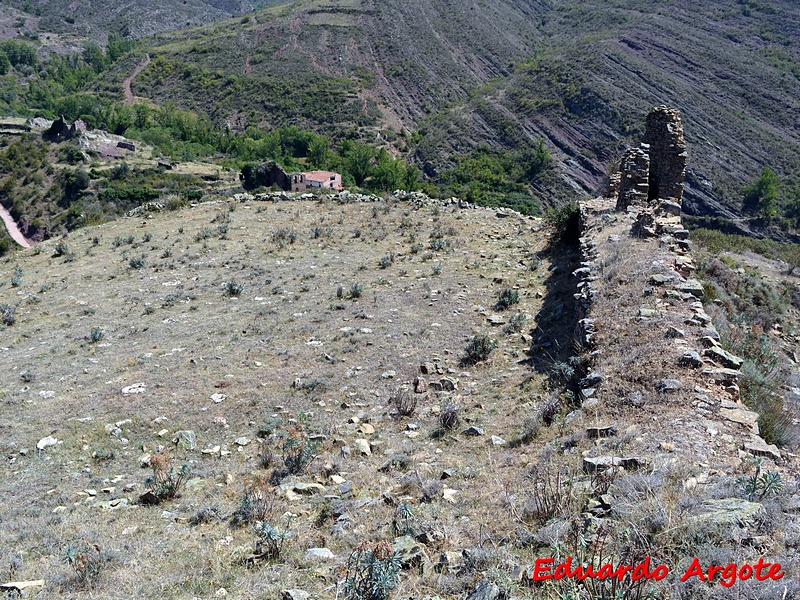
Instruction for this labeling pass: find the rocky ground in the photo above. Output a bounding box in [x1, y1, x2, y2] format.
[0, 187, 799, 599]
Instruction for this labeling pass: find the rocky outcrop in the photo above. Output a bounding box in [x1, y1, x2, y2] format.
[241, 161, 292, 191]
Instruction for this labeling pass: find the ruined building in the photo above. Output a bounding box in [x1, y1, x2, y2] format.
[615, 106, 687, 212]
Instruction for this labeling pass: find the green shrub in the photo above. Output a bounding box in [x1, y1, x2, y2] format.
[253, 519, 292, 560]
[343, 541, 402, 600]
[89, 327, 103, 343]
[503, 312, 528, 334]
[463, 335, 497, 365]
[496, 288, 520, 310]
[736, 461, 783, 500]
[348, 283, 364, 299]
[378, 253, 395, 269]
[53, 240, 70, 257]
[194, 228, 213, 242]
[224, 279, 243, 297]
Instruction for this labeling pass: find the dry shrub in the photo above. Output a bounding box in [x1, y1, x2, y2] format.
[438, 399, 460, 431]
[232, 473, 275, 526]
[392, 389, 417, 417]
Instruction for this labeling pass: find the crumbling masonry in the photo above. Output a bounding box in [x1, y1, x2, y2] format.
[615, 106, 687, 212]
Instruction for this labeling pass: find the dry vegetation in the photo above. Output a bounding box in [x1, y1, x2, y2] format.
[0, 196, 581, 598]
[1, 194, 799, 599]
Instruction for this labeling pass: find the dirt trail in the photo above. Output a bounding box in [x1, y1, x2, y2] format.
[0, 203, 33, 248]
[123, 54, 151, 106]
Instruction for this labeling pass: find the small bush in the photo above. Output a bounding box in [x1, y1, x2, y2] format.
[232, 474, 274, 526]
[91, 448, 116, 462]
[272, 227, 297, 247]
[194, 228, 213, 242]
[143, 450, 189, 502]
[224, 279, 243, 297]
[253, 519, 293, 561]
[511, 416, 540, 447]
[348, 283, 364, 299]
[343, 541, 402, 600]
[378, 253, 395, 269]
[53, 240, 69, 257]
[89, 327, 104, 343]
[537, 395, 562, 425]
[128, 257, 145, 269]
[503, 312, 528, 334]
[439, 399, 460, 431]
[544, 201, 580, 243]
[62, 543, 103, 584]
[392, 390, 417, 417]
[463, 335, 497, 365]
[10, 276, 21, 287]
[736, 462, 782, 500]
[495, 288, 519, 310]
[520, 461, 579, 524]
[281, 414, 318, 476]
[391, 502, 417, 537]
[2, 304, 16, 326]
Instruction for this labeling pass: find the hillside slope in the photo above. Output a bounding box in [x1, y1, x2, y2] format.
[0, 0, 255, 39]
[101, 0, 800, 219]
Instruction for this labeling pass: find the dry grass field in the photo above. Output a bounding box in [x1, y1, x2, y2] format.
[2, 193, 799, 600]
[0, 195, 585, 599]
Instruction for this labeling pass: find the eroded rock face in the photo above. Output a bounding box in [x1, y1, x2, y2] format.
[643, 105, 687, 205]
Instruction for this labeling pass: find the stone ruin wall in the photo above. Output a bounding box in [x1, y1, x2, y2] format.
[572, 105, 782, 479]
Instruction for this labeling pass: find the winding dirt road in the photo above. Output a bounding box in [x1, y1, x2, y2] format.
[0, 203, 33, 248]
[123, 54, 151, 106]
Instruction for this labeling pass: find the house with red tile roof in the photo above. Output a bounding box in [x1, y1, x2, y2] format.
[290, 170, 343, 192]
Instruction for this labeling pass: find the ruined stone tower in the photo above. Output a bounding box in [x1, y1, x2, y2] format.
[643, 105, 687, 204]
[615, 106, 686, 211]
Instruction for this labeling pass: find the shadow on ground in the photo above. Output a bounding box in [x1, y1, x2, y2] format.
[526, 228, 582, 382]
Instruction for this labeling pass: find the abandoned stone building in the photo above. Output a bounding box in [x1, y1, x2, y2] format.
[615, 106, 687, 212]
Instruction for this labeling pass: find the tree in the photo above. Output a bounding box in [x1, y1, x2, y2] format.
[308, 135, 331, 169]
[373, 148, 402, 191]
[743, 167, 780, 221]
[64, 168, 90, 201]
[0, 39, 36, 67]
[106, 34, 131, 63]
[344, 143, 375, 186]
[0, 51, 9, 75]
[82, 42, 107, 73]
